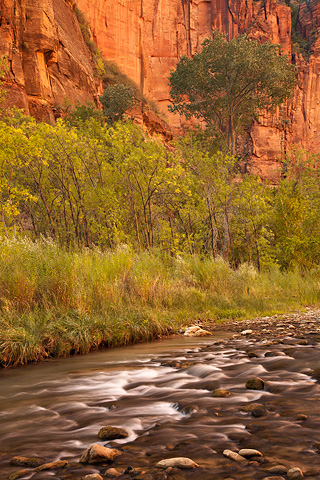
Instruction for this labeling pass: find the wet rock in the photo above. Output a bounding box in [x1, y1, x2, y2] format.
[246, 377, 265, 390]
[287, 467, 304, 479]
[313, 441, 320, 452]
[10, 456, 44, 467]
[105, 467, 122, 478]
[80, 444, 122, 464]
[297, 414, 308, 421]
[223, 450, 247, 463]
[156, 457, 199, 469]
[212, 389, 230, 397]
[238, 448, 262, 458]
[242, 403, 267, 417]
[98, 426, 128, 440]
[82, 475, 103, 480]
[9, 471, 32, 480]
[263, 477, 285, 480]
[265, 465, 287, 474]
[241, 329, 253, 335]
[36, 460, 69, 471]
[124, 466, 142, 476]
[247, 351, 259, 358]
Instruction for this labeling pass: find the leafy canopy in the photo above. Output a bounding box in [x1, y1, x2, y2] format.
[169, 32, 297, 154]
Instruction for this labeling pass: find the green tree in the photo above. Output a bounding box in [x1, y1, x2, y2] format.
[169, 32, 296, 155]
[100, 84, 137, 122]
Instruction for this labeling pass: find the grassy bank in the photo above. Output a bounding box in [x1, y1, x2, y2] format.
[0, 239, 319, 367]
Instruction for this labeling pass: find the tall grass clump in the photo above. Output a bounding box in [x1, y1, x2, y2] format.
[0, 238, 320, 367]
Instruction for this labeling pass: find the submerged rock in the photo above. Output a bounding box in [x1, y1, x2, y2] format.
[9, 471, 31, 480]
[212, 389, 230, 397]
[80, 444, 121, 464]
[82, 475, 103, 480]
[287, 467, 304, 479]
[98, 426, 128, 440]
[10, 456, 44, 467]
[156, 457, 199, 469]
[265, 465, 287, 474]
[105, 467, 122, 477]
[36, 460, 69, 471]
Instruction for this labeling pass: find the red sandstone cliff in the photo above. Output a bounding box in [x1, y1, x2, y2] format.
[0, 0, 319, 180]
[0, 0, 99, 121]
[76, 0, 319, 180]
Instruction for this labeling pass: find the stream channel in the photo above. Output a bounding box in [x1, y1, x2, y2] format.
[2, 325, 320, 480]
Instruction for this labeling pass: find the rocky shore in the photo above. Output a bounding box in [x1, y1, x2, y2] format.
[5, 309, 320, 480]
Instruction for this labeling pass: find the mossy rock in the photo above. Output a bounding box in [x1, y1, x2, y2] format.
[212, 389, 230, 398]
[98, 426, 128, 440]
[245, 377, 264, 390]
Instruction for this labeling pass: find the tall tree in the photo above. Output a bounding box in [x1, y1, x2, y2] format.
[169, 32, 297, 155]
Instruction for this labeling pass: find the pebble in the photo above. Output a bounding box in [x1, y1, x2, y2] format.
[265, 465, 287, 474]
[287, 467, 304, 479]
[223, 450, 247, 463]
[80, 444, 122, 464]
[212, 389, 230, 397]
[82, 475, 103, 480]
[238, 448, 262, 458]
[104, 468, 122, 478]
[156, 457, 199, 469]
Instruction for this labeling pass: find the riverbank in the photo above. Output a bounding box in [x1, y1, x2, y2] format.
[1, 238, 320, 367]
[3, 309, 320, 480]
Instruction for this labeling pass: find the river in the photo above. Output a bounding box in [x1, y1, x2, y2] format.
[2, 326, 320, 479]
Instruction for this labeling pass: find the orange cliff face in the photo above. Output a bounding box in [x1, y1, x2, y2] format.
[0, 0, 99, 121]
[76, 0, 320, 181]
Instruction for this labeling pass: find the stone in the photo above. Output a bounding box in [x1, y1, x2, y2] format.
[10, 456, 44, 467]
[82, 475, 103, 480]
[104, 468, 122, 478]
[238, 449, 262, 458]
[212, 389, 230, 397]
[297, 414, 308, 421]
[241, 329, 253, 335]
[246, 377, 265, 390]
[265, 465, 287, 474]
[184, 326, 211, 337]
[287, 467, 304, 479]
[80, 444, 122, 465]
[98, 426, 128, 440]
[313, 441, 320, 452]
[263, 477, 285, 480]
[223, 450, 247, 463]
[9, 471, 31, 480]
[241, 403, 267, 417]
[156, 457, 199, 469]
[248, 351, 259, 358]
[36, 460, 69, 471]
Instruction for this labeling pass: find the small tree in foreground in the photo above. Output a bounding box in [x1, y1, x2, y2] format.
[169, 32, 297, 155]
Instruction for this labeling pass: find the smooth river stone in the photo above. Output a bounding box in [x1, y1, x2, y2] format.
[223, 450, 247, 463]
[287, 467, 304, 479]
[156, 457, 199, 469]
[238, 448, 262, 458]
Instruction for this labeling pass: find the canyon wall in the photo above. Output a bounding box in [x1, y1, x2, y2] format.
[0, 0, 99, 121]
[0, 0, 319, 179]
[76, 0, 320, 180]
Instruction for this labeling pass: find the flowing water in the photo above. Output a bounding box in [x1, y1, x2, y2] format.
[2, 331, 320, 479]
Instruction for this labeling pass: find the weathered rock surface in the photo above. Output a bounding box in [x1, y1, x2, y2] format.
[80, 444, 122, 465]
[223, 449, 247, 463]
[0, 0, 99, 121]
[97, 426, 128, 440]
[10, 456, 44, 467]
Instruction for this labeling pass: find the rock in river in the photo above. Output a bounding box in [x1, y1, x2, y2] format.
[287, 467, 304, 479]
[238, 448, 262, 458]
[10, 456, 44, 467]
[223, 450, 247, 463]
[246, 377, 265, 390]
[82, 475, 103, 480]
[156, 457, 199, 469]
[98, 426, 128, 440]
[80, 444, 121, 464]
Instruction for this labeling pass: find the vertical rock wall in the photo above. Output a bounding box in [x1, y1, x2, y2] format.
[0, 0, 99, 121]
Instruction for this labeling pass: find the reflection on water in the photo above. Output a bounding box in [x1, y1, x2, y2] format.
[2, 332, 320, 479]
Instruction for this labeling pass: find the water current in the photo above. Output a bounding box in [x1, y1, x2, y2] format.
[2, 330, 320, 479]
